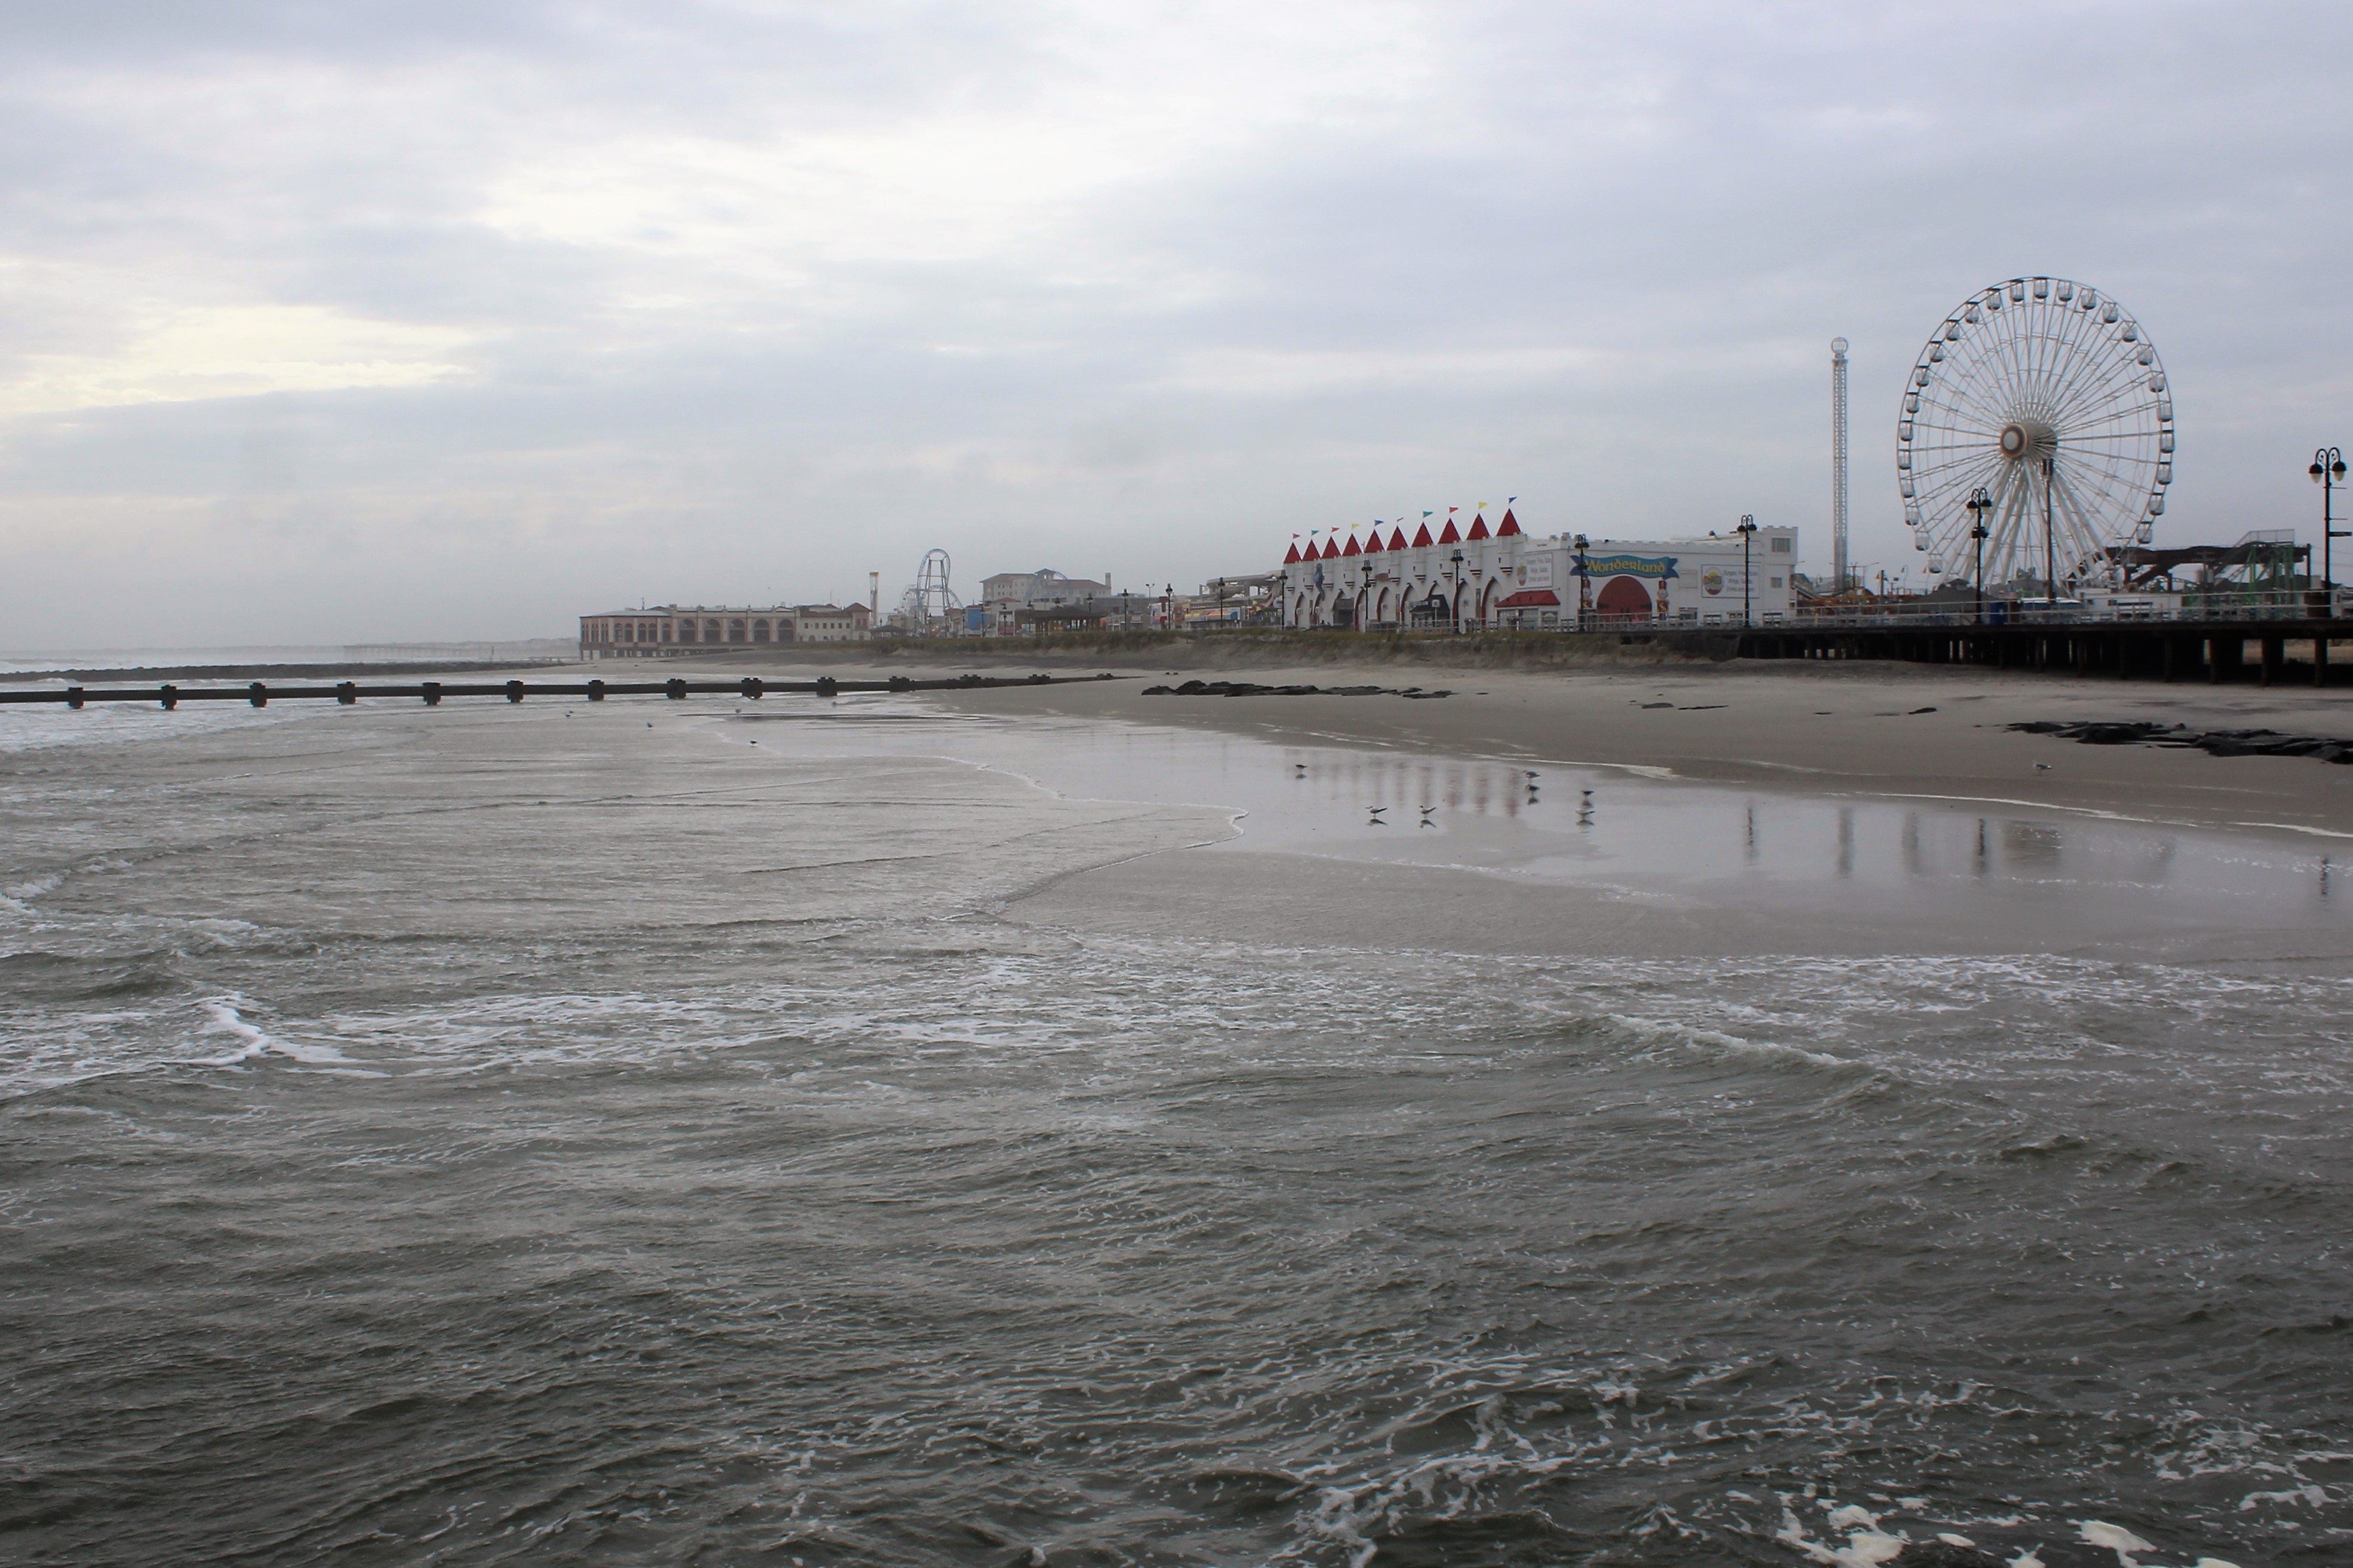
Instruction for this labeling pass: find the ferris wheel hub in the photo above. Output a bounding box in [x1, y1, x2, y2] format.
[1998, 420, 2055, 462]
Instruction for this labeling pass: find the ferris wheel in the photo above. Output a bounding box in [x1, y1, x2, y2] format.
[1897, 276, 2174, 592]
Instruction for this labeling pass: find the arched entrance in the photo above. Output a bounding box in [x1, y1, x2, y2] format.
[1595, 576, 1653, 621]
[1330, 592, 1355, 629]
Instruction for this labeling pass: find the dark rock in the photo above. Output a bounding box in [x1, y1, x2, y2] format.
[2010, 719, 2353, 764]
[1141, 681, 1451, 700]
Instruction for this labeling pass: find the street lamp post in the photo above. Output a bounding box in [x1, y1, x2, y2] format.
[2314, 447, 2349, 609]
[1448, 549, 1465, 632]
[1572, 534, 1590, 631]
[1966, 486, 1993, 625]
[1360, 559, 1373, 632]
[1735, 514, 1758, 628]
[2043, 457, 2059, 613]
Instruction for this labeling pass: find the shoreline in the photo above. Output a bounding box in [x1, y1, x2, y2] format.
[919, 657, 2353, 843]
[6, 647, 2350, 839]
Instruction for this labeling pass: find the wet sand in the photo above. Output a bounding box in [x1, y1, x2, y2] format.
[601, 657, 2353, 969]
[926, 658, 2353, 842]
[893, 656, 2353, 967]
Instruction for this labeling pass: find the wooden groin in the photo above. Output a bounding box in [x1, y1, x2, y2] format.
[0, 673, 1119, 710]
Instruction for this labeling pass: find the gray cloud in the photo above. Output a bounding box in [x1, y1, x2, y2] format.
[2, 0, 2348, 645]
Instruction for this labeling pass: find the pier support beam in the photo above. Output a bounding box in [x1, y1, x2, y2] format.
[2319, 635, 2333, 689]
[2261, 635, 2284, 687]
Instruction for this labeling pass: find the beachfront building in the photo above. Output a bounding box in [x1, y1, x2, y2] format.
[1278, 509, 1799, 631]
[976, 569, 1117, 636]
[578, 602, 871, 657]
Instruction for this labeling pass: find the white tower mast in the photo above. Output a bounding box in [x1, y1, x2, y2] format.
[1831, 336, 1850, 595]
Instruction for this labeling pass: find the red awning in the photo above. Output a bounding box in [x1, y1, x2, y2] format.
[1494, 589, 1560, 608]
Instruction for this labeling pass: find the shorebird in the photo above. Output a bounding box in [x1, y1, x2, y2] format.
[2034, 762, 2052, 771]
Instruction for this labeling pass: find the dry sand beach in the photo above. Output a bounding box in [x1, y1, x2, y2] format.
[945, 658, 2353, 969]
[943, 657, 2353, 839]
[657, 645, 2353, 838]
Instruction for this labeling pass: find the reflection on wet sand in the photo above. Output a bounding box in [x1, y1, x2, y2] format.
[1258, 742, 2351, 924]
[733, 696, 2353, 943]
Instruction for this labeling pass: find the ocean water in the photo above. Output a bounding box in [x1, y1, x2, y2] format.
[0, 641, 572, 674]
[3, 693, 2349, 1567]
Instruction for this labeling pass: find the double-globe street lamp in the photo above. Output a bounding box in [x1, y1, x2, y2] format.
[2315, 447, 2349, 608]
[1965, 486, 1994, 625]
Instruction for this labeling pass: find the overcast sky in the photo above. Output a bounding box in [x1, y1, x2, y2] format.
[3, 1, 2348, 647]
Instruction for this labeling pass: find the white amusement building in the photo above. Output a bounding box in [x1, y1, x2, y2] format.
[1278, 508, 1798, 631]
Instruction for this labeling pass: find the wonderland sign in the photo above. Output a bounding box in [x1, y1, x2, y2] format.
[1575, 554, 1679, 579]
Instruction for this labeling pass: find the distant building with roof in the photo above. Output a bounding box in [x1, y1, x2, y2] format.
[578, 602, 871, 657]
[976, 569, 1128, 635]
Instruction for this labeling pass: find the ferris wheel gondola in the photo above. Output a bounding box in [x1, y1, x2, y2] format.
[1897, 277, 2174, 593]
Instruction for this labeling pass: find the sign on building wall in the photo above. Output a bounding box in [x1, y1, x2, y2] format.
[1516, 556, 1553, 590]
[1578, 554, 1679, 579]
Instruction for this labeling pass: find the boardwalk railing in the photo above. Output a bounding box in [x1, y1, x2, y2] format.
[1768, 589, 2350, 632]
[0, 673, 1117, 709]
